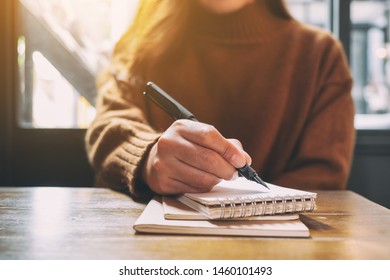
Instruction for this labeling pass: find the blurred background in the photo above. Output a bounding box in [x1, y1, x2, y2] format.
[1, 0, 389, 208]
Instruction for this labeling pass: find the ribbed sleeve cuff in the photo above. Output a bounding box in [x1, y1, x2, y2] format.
[95, 130, 161, 202]
[120, 131, 161, 201]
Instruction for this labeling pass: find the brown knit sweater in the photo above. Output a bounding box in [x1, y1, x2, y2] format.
[85, 2, 355, 201]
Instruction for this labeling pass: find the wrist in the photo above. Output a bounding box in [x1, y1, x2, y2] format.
[141, 142, 156, 186]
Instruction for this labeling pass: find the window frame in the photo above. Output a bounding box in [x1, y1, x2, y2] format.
[0, 0, 15, 185]
[0, 0, 94, 186]
[331, 0, 390, 154]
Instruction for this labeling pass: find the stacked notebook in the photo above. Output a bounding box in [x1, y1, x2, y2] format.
[134, 177, 316, 237]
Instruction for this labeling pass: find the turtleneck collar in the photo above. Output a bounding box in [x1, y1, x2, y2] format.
[188, 1, 293, 43]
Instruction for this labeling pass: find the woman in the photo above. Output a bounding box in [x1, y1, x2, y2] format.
[85, 0, 355, 201]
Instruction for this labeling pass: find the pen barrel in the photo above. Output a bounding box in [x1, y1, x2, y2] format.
[144, 82, 197, 121]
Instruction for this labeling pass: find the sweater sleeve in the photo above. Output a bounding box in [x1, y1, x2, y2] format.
[272, 40, 356, 191]
[85, 70, 161, 201]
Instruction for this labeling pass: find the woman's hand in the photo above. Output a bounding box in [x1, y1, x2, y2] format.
[142, 119, 251, 195]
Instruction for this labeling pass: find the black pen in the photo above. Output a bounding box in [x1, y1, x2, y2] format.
[143, 81, 269, 190]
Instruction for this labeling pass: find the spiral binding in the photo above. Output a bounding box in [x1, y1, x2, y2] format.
[217, 194, 316, 219]
[260, 199, 267, 216]
[271, 196, 277, 215]
[229, 199, 235, 219]
[309, 196, 316, 211]
[219, 198, 226, 219]
[290, 195, 297, 212]
[250, 199, 256, 216]
[238, 197, 246, 218]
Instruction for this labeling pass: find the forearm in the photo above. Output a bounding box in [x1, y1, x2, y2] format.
[86, 117, 160, 200]
[85, 72, 161, 201]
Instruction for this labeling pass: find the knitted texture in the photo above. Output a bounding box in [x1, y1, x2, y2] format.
[85, 2, 355, 200]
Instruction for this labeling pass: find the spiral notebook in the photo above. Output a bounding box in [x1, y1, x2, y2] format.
[134, 197, 310, 237]
[162, 196, 300, 221]
[177, 177, 317, 219]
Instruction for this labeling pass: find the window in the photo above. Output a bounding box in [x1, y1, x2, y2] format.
[350, 0, 390, 129]
[287, 0, 390, 130]
[286, 0, 329, 29]
[17, 0, 139, 128]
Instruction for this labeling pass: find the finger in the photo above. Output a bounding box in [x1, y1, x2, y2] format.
[172, 138, 237, 180]
[227, 138, 252, 165]
[173, 120, 247, 168]
[170, 158, 223, 192]
[157, 127, 237, 180]
[154, 158, 222, 194]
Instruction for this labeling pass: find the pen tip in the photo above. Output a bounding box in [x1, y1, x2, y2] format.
[253, 175, 270, 189]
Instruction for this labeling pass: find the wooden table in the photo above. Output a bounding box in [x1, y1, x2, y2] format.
[0, 187, 389, 259]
